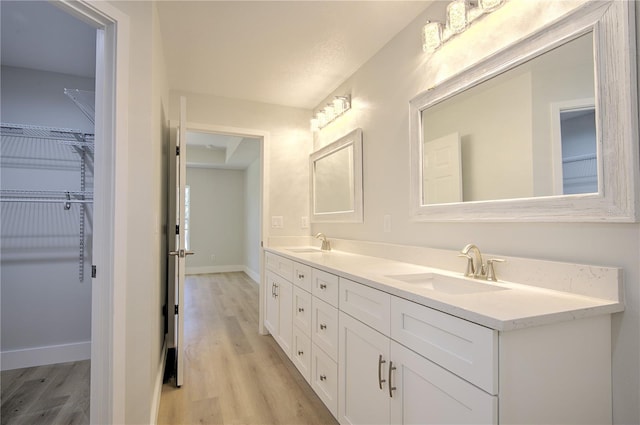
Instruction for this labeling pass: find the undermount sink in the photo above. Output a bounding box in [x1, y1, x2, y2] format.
[385, 272, 509, 295]
[287, 247, 323, 253]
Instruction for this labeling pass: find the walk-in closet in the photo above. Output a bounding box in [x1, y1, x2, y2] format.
[1, 2, 97, 423]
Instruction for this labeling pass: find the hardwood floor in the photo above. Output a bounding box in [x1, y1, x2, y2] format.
[1, 360, 90, 425]
[158, 272, 338, 425]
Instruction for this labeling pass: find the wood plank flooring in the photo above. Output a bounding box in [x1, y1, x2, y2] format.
[158, 272, 338, 425]
[1, 360, 90, 425]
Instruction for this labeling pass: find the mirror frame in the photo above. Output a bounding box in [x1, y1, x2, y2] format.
[310, 128, 363, 223]
[409, 0, 638, 222]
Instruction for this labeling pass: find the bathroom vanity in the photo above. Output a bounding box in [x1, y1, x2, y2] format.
[264, 246, 622, 425]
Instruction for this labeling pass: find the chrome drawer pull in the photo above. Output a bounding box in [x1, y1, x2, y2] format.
[378, 355, 386, 389]
[388, 361, 397, 398]
[298, 307, 304, 312]
[320, 374, 327, 381]
[320, 323, 327, 330]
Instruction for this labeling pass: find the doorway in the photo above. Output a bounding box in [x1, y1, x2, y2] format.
[1, 2, 96, 422]
[184, 130, 262, 281]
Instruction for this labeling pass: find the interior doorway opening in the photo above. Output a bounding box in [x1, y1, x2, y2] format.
[184, 130, 262, 281]
[1, 2, 96, 423]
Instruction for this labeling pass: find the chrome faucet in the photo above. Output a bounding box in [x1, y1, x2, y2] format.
[460, 244, 484, 279]
[315, 233, 331, 251]
[459, 243, 505, 281]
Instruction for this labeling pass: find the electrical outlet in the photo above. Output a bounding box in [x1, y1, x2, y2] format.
[271, 216, 284, 228]
[301, 216, 309, 228]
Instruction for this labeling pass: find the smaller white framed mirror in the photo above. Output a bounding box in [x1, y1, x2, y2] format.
[310, 128, 363, 223]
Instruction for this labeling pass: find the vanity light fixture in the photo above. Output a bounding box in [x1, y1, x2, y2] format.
[310, 95, 351, 132]
[422, 0, 505, 53]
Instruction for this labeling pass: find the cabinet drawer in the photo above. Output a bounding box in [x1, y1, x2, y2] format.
[312, 297, 339, 361]
[265, 252, 293, 281]
[339, 278, 391, 336]
[293, 262, 312, 292]
[312, 268, 339, 307]
[293, 286, 312, 337]
[312, 344, 338, 418]
[391, 296, 498, 394]
[292, 326, 312, 383]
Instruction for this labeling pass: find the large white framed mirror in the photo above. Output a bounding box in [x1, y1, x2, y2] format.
[310, 128, 363, 223]
[410, 0, 638, 222]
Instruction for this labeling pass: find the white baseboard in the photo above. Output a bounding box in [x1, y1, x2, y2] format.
[151, 339, 168, 424]
[1, 341, 91, 371]
[243, 266, 260, 284]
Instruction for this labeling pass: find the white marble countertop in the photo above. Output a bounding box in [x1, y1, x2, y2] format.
[265, 246, 624, 332]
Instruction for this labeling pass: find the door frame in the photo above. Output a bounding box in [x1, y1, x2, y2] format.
[54, 1, 129, 423]
[171, 121, 271, 335]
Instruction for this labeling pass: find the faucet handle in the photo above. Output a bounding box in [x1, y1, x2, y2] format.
[485, 258, 505, 282]
[458, 254, 475, 277]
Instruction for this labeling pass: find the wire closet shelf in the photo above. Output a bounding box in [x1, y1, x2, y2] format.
[1, 122, 94, 281]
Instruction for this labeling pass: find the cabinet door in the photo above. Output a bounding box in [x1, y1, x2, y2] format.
[264, 271, 279, 336]
[276, 278, 293, 357]
[339, 312, 390, 425]
[389, 341, 497, 425]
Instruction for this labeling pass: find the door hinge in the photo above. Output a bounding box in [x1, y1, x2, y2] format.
[175, 224, 180, 235]
[176, 146, 180, 155]
[91, 265, 97, 278]
[175, 305, 179, 315]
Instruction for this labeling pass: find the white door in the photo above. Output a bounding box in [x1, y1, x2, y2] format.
[339, 311, 390, 425]
[423, 133, 462, 204]
[168, 96, 193, 387]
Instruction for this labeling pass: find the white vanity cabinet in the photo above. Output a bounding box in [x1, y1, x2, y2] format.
[338, 279, 496, 425]
[265, 249, 615, 425]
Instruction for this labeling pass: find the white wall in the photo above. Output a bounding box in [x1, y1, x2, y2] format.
[244, 158, 261, 279]
[168, 91, 312, 239]
[105, 2, 170, 423]
[0, 66, 95, 368]
[185, 167, 245, 272]
[310, 1, 639, 424]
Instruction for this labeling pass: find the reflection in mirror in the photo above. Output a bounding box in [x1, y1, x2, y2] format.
[421, 33, 595, 205]
[314, 144, 354, 213]
[310, 128, 363, 222]
[409, 0, 637, 222]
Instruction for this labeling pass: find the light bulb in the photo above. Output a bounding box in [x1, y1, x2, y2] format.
[479, 0, 503, 11]
[316, 111, 327, 128]
[310, 118, 319, 132]
[324, 104, 336, 121]
[333, 97, 346, 115]
[423, 21, 443, 52]
[447, 0, 469, 34]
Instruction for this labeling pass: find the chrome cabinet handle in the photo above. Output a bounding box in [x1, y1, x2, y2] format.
[274, 284, 279, 298]
[320, 375, 327, 381]
[319, 283, 327, 290]
[298, 350, 304, 356]
[298, 307, 304, 312]
[388, 361, 397, 398]
[378, 355, 386, 389]
[298, 273, 305, 279]
[320, 323, 327, 330]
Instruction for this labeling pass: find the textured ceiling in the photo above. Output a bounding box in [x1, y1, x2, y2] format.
[2, 1, 433, 110]
[157, 1, 432, 109]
